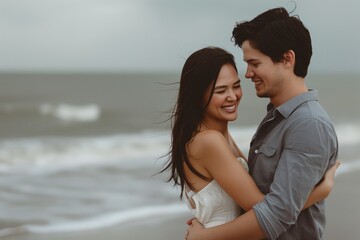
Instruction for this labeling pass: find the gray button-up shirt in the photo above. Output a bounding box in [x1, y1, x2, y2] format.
[249, 90, 338, 240]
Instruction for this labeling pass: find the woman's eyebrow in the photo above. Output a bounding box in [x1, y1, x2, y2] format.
[214, 85, 226, 89]
[214, 79, 240, 90]
[234, 79, 241, 84]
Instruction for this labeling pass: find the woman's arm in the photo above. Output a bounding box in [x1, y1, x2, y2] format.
[303, 160, 340, 208]
[192, 130, 263, 211]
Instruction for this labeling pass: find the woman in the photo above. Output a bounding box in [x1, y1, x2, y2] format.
[161, 47, 339, 228]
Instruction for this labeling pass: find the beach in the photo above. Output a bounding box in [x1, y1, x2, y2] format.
[1, 172, 358, 240]
[0, 73, 359, 239]
[0, 212, 192, 240]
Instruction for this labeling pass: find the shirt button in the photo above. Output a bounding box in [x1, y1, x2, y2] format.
[254, 149, 259, 154]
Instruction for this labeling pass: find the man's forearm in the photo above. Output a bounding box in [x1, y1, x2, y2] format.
[202, 210, 266, 240]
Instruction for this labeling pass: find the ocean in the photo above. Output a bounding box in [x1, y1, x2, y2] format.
[0, 72, 359, 238]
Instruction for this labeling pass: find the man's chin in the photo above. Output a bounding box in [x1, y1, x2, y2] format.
[256, 92, 269, 98]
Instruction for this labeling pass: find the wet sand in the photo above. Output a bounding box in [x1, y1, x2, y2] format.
[1, 170, 358, 240]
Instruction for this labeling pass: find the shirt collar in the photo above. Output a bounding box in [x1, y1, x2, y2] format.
[267, 89, 319, 119]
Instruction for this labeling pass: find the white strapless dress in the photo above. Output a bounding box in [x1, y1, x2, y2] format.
[185, 157, 249, 228]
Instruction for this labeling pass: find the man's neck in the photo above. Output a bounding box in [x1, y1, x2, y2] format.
[271, 76, 307, 107]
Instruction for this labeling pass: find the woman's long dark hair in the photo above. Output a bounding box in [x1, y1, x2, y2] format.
[161, 47, 237, 198]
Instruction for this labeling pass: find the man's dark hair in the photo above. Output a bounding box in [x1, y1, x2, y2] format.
[232, 7, 312, 77]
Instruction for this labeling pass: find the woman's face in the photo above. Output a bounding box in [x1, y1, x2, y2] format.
[203, 63, 242, 124]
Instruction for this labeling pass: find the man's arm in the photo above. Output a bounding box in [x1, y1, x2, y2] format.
[251, 117, 337, 238]
[187, 210, 265, 240]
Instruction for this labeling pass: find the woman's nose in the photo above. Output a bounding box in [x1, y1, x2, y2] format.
[226, 90, 237, 101]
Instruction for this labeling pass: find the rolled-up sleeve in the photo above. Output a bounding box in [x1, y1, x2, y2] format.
[252, 117, 336, 239]
[253, 200, 286, 239]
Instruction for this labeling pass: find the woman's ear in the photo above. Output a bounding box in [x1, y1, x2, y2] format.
[282, 50, 295, 68]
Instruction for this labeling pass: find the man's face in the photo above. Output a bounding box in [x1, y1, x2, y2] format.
[241, 40, 286, 103]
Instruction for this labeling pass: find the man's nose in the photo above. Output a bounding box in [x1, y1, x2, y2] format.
[245, 67, 254, 79]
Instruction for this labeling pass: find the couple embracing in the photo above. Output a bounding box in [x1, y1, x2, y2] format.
[162, 7, 339, 240]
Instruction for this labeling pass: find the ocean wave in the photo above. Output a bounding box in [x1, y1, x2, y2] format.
[336, 160, 360, 176]
[0, 203, 188, 237]
[39, 103, 100, 122]
[0, 154, 357, 239]
[0, 159, 356, 239]
[335, 123, 360, 145]
[0, 103, 101, 123]
[0, 122, 358, 172]
[0, 131, 170, 173]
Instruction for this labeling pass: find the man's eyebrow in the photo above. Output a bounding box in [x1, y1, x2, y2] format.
[243, 58, 258, 63]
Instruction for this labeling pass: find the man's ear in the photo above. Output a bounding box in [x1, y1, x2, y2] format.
[282, 50, 295, 68]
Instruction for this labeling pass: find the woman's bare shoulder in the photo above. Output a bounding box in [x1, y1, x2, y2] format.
[193, 129, 226, 145]
[188, 130, 228, 158]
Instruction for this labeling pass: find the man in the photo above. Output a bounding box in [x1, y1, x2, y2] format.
[186, 7, 338, 240]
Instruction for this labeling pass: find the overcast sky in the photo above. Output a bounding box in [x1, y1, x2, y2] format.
[0, 0, 359, 73]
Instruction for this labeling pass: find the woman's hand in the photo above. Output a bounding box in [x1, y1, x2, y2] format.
[303, 160, 340, 209]
[186, 218, 206, 240]
[323, 160, 341, 192]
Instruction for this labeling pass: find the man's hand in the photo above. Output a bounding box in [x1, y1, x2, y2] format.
[186, 218, 207, 240]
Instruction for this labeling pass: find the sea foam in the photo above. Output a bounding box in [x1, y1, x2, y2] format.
[0, 123, 358, 170]
[0, 203, 188, 237]
[39, 103, 100, 122]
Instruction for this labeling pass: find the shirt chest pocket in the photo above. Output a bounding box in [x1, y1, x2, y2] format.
[256, 144, 279, 190]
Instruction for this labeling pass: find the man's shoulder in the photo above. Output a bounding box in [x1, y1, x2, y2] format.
[292, 99, 332, 123]
[286, 101, 337, 139]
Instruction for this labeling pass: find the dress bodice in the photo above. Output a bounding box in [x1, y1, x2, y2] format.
[185, 157, 249, 228]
